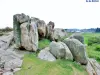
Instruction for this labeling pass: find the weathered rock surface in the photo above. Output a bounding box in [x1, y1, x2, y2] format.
[70, 33, 84, 44]
[85, 58, 100, 75]
[13, 13, 30, 47]
[29, 20, 38, 51]
[0, 32, 30, 75]
[53, 28, 67, 41]
[37, 20, 46, 39]
[13, 13, 38, 51]
[0, 32, 13, 50]
[20, 21, 38, 51]
[4, 58, 22, 71]
[46, 21, 55, 41]
[49, 41, 73, 60]
[63, 38, 88, 65]
[38, 47, 56, 61]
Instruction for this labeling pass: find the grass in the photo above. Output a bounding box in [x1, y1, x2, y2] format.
[38, 39, 50, 49]
[83, 33, 100, 63]
[83, 33, 100, 44]
[86, 44, 100, 63]
[15, 53, 88, 75]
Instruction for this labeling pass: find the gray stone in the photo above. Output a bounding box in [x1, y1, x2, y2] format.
[20, 21, 38, 51]
[70, 33, 84, 44]
[46, 21, 55, 41]
[53, 28, 67, 41]
[85, 58, 100, 75]
[20, 22, 32, 50]
[37, 20, 46, 39]
[38, 47, 56, 61]
[49, 41, 73, 60]
[63, 38, 88, 65]
[0, 32, 13, 50]
[4, 58, 22, 71]
[13, 13, 29, 47]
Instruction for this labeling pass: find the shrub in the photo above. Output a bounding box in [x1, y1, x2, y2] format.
[0, 27, 13, 32]
[88, 36, 100, 45]
[95, 45, 100, 51]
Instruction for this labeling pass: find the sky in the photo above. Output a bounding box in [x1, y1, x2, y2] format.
[0, 0, 100, 29]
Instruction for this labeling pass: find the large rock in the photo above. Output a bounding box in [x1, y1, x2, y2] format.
[13, 13, 29, 47]
[38, 47, 56, 61]
[20, 22, 32, 50]
[70, 33, 84, 44]
[29, 20, 38, 51]
[85, 58, 100, 75]
[37, 20, 46, 39]
[46, 21, 55, 41]
[49, 41, 73, 60]
[20, 21, 38, 51]
[63, 38, 88, 65]
[13, 13, 38, 51]
[53, 28, 67, 41]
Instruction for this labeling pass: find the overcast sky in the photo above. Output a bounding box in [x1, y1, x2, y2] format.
[0, 0, 100, 29]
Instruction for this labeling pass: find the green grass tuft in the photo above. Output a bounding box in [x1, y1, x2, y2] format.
[38, 39, 51, 49]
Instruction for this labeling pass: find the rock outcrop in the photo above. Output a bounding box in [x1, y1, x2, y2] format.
[63, 38, 88, 65]
[1, 13, 100, 75]
[0, 32, 30, 75]
[49, 41, 73, 60]
[13, 13, 38, 51]
[13, 13, 29, 47]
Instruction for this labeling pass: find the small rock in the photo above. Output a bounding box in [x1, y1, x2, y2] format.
[38, 47, 56, 61]
[3, 71, 13, 75]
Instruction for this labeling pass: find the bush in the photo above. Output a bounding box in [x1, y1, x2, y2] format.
[0, 33, 3, 36]
[88, 36, 100, 45]
[95, 45, 100, 51]
[0, 27, 13, 32]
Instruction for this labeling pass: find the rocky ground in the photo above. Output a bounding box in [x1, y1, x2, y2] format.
[0, 32, 30, 75]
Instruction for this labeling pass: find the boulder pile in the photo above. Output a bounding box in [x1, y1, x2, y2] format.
[0, 13, 99, 75]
